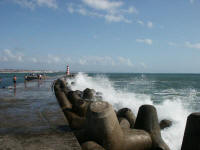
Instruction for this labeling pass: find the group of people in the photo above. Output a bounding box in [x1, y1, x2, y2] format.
[0, 74, 46, 87]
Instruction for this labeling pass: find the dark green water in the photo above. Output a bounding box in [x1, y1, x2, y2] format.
[67, 73, 200, 150]
[87, 73, 200, 109]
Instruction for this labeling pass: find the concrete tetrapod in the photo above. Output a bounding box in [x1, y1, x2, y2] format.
[63, 110, 86, 129]
[181, 112, 200, 150]
[54, 80, 86, 129]
[159, 119, 172, 130]
[117, 108, 136, 128]
[56, 79, 71, 95]
[54, 81, 72, 110]
[122, 128, 152, 150]
[118, 117, 131, 128]
[85, 101, 152, 150]
[67, 91, 90, 117]
[134, 105, 170, 150]
[81, 141, 105, 150]
[83, 88, 96, 100]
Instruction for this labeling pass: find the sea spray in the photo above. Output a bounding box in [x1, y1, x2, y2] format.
[67, 73, 193, 150]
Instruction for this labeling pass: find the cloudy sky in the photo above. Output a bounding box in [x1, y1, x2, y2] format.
[0, 0, 200, 73]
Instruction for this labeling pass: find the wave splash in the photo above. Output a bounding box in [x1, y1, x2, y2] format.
[67, 72, 192, 150]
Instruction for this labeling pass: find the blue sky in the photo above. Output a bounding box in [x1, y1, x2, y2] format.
[0, 0, 200, 73]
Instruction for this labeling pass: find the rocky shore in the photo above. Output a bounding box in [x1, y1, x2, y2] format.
[54, 78, 170, 150]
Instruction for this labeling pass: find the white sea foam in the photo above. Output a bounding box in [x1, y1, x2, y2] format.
[67, 72, 193, 150]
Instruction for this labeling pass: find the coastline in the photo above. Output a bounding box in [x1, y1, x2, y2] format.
[0, 77, 81, 150]
[0, 70, 56, 73]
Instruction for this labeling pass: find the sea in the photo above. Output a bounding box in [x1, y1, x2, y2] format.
[1, 72, 200, 150]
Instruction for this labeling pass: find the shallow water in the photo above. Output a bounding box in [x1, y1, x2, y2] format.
[0, 74, 66, 135]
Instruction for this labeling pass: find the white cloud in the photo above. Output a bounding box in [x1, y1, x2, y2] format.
[67, 4, 74, 13]
[78, 7, 87, 15]
[147, 21, 153, 28]
[0, 49, 140, 71]
[79, 59, 87, 65]
[136, 38, 153, 45]
[27, 55, 63, 64]
[140, 62, 147, 68]
[67, 0, 137, 23]
[168, 42, 177, 46]
[13, 0, 35, 9]
[82, 0, 122, 11]
[77, 56, 135, 67]
[105, 14, 131, 23]
[137, 20, 144, 26]
[13, 0, 58, 9]
[67, 4, 104, 17]
[31, 57, 38, 63]
[118, 57, 134, 67]
[125, 6, 138, 14]
[185, 41, 200, 49]
[47, 54, 60, 64]
[0, 49, 24, 62]
[78, 56, 115, 66]
[36, 0, 57, 9]
[137, 20, 154, 28]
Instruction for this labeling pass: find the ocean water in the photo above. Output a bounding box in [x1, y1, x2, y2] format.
[67, 73, 200, 150]
[1, 72, 200, 150]
[0, 73, 63, 88]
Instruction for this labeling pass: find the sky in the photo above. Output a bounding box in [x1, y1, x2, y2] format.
[0, 0, 200, 73]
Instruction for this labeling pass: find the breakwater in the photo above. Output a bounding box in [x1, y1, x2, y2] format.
[54, 75, 200, 150]
[54, 78, 170, 150]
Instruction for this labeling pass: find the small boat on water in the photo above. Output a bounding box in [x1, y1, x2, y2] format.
[25, 73, 45, 81]
[25, 75, 38, 81]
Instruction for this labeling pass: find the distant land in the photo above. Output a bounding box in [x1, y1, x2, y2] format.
[0, 69, 56, 73]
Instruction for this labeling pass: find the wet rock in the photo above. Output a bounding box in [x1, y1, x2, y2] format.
[122, 128, 152, 150]
[67, 91, 90, 117]
[160, 119, 172, 130]
[135, 105, 170, 150]
[55, 79, 71, 95]
[54, 80, 88, 129]
[85, 101, 152, 150]
[67, 91, 82, 105]
[118, 117, 130, 129]
[181, 112, 200, 150]
[95, 96, 103, 101]
[83, 88, 96, 100]
[75, 90, 83, 98]
[54, 82, 72, 110]
[81, 141, 105, 150]
[63, 110, 86, 130]
[73, 99, 90, 117]
[96, 92, 103, 96]
[117, 108, 135, 128]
